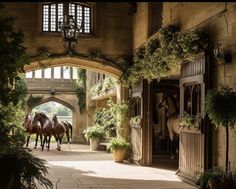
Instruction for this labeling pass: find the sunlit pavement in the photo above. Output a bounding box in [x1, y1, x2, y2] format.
[30, 143, 196, 189]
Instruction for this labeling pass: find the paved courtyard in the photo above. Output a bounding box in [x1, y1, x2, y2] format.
[31, 143, 196, 189]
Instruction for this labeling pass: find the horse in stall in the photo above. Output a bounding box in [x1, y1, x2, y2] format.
[157, 94, 180, 159]
[32, 112, 53, 151]
[23, 114, 43, 148]
[51, 114, 73, 151]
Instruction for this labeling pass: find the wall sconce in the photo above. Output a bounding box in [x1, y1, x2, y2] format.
[213, 42, 232, 64]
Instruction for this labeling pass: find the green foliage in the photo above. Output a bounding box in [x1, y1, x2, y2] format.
[13, 78, 28, 104]
[196, 170, 222, 189]
[0, 5, 52, 189]
[75, 68, 86, 112]
[107, 97, 129, 138]
[93, 108, 116, 132]
[0, 103, 26, 153]
[179, 112, 201, 130]
[121, 24, 211, 87]
[205, 86, 236, 128]
[0, 4, 29, 105]
[108, 137, 130, 150]
[88, 49, 102, 59]
[27, 94, 43, 109]
[83, 124, 106, 141]
[107, 97, 129, 125]
[90, 76, 118, 96]
[0, 102, 53, 189]
[129, 115, 141, 127]
[196, 169, 234, 189]
[146, 39, 159, 55]
[0, 147, 53, 189]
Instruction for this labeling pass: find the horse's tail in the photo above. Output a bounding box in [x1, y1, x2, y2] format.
[66, 121, 73, 143]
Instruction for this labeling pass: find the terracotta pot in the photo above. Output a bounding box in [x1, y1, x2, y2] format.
[112, 149, 126, 162]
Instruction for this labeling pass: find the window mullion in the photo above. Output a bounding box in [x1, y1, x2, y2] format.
[56, 3, 58, 32]
[48, 4, 51, 31]
[75, 4, 77, 29]
[82, 6, 84, 33]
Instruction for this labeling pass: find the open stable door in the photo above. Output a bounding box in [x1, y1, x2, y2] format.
[129, 79, 144, 164]
[177, 53, 211, 184]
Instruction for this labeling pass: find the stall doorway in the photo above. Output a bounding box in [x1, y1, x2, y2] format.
[151, 82, 179, 170]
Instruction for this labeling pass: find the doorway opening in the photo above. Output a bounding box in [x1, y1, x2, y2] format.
[151, 80, 179, 171]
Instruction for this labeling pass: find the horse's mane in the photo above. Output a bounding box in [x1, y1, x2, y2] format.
[37, 112, 49, 120]
[166, 95, 179, 116]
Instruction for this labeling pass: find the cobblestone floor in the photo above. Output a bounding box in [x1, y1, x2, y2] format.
[30, 143, 196, 189]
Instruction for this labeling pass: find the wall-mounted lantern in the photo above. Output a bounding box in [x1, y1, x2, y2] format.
[213, 42, 232, 64]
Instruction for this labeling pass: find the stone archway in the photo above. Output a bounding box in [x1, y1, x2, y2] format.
[24, 56, 128, 143]
[24, 56, 122, 79]
[26, 94, 82, 143]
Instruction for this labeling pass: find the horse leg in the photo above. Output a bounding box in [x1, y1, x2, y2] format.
[40, 134, 43, 148]
[47, 135, 51, 151]
[34, 134, 39, 149]
[58, 137, 62, 151]
[42, 136, 47, 151]
[66, 132, 71, 150]
[168, 129, 175, 159]
[26, 135, 30, 147]
[55, 137, 60, 151]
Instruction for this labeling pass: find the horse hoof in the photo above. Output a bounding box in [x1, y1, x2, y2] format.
[34, 146, 37, 149]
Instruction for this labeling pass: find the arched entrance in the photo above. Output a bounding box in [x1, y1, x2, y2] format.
[24, 56, 128, 143]
[24, 56, 122, 79]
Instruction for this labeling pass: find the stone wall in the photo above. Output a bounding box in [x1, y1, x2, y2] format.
[133, 3, 149, 50]
[3, 2, 133, 59]
[162, 2, 236, 171]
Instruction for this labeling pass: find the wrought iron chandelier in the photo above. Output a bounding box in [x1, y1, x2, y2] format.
[58, 15, 82, 51]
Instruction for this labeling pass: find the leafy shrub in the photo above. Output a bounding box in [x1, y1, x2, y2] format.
[109, 137, 130, 150]
[83, 125, 106, 141]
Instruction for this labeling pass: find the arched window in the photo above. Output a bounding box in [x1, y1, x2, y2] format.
[42, 2, 92, 34]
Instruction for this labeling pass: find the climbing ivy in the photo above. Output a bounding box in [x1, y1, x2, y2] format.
[90, 76, 118, 96]
[26, 94, 44, 109]
[75, 68, 86, 112]
[120, 25, 211, 87]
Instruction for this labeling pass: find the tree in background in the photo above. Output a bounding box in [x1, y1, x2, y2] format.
[0, 4, 53, 189]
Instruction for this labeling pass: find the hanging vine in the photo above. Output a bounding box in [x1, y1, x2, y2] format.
[75, 68, 86, 112]
[120, 25, 211, 87]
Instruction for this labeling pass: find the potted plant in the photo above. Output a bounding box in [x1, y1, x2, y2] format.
[129, 115, 141, 128]
[220, 171, 233, 189]
[83, 124, 106, 151]
[205, 86, 236, 173]
[196, 170, 222, 189]
[208, 173, 222, 189]
[108, 137, 130, 163]
[179, 112, 201, 131]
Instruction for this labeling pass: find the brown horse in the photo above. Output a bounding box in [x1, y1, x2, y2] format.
[23, 114, 43, 148]
[157, 94, 180, 159]
[32, 112, 53, 151]
[52, 114, 73, 151]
